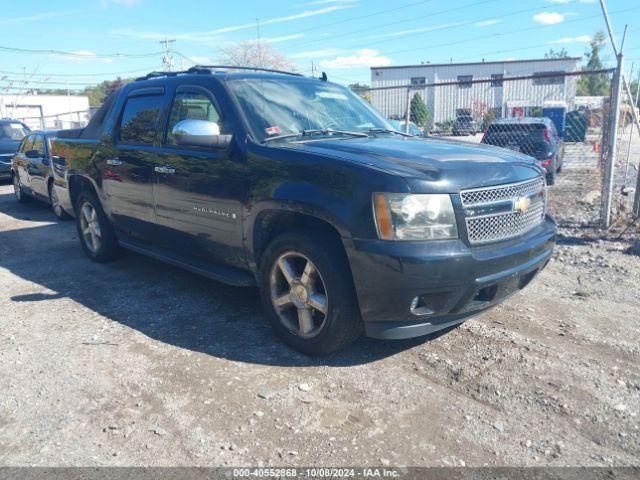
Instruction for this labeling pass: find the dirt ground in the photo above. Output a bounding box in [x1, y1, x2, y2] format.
[0, 163, 639, 468]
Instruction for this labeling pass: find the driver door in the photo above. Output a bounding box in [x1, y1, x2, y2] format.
[151, 84, 245, 267]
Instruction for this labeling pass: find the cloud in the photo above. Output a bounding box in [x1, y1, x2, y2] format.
[546, 0, 572, 4]
[289, 48, 345, 59]
[533, 12, 565, 25]
[548, 34, 591, 44]
[302, 0, 358, 4]
[475, 19, 501, 27]
[259, 34, 305, 44]
[102, 0, 141, 5]
[0, 11, 69, 24]
[110, 5, 350, 44]
[53, 50, 113, 64]
[319, 49, 391, 69]
[372, 22, 463, 40]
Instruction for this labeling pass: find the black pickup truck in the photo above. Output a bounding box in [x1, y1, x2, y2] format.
[45, 66, 555, 356]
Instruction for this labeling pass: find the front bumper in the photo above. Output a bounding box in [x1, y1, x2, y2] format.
[344, 215, 556, 339]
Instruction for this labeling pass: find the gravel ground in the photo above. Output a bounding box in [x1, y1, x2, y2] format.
[0, 164, 639, 468]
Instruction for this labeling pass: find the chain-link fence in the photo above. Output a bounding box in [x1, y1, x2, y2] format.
[354, 69, 640, 227]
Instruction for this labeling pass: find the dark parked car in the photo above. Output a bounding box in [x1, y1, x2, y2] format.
[452, 115, 478, 136]
[481, 117, 564, 185]
[0, 119, 30, 180]
[11, 130, 72, 220]
[47, 67, 555, 356]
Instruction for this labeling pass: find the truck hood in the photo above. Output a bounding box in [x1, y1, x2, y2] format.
[0, 141, 20, 156]
[280, 136, 543, 193]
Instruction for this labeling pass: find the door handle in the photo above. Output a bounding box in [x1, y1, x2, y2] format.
[154, 166, 176, 174]
[106, 158, 123, 166]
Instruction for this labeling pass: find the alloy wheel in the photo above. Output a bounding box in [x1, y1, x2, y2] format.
[79, 202, 102, 254]
[269, 252, 328, 339]
[13, 175, 21, 200]
[50, 186, 63, 217]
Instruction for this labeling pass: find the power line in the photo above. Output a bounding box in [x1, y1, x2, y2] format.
[290, 0, 504, 50]
[0, 66, 160, 78]
[376, 5, 639, 58]
[0, 45, 163, 58]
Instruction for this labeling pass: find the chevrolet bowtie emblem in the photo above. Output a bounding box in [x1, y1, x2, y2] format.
[514, 196, 531, 213]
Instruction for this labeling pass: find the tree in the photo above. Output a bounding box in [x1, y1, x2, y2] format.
[217, 41, 292, 71]
[577, 31, 611, 96]
[544, 48, 569, 59]
[410, 93, 430, 127]
[349, 83, 371, 103]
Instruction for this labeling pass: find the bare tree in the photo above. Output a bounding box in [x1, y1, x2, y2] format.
[217, 41, 293, 71]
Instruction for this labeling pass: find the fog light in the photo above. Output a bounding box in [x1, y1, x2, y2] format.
[410, 296, 435, 316]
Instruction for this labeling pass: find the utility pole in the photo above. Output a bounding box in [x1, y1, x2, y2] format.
[159, 38, 175, 72]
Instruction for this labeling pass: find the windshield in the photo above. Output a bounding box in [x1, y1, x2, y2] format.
[228, 78, 393, 142]
[457, 116, 474, 124]
[0, 123, 29, 142]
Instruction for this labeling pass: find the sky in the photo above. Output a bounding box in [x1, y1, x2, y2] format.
[0, 0, 639, 92]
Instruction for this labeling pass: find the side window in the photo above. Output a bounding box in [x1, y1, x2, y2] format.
[20, 135, 34, 153]
[118, 95, 163, 145]
[32, 134, 45, 156]
[166, 89, 223, 146]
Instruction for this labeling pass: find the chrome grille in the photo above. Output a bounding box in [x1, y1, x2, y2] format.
[460, 177, 545, 207]
[466, 203, 545, 244]
[461, 177, 546, 245]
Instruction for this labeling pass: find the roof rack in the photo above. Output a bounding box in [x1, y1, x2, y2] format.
[135, 65, 303, 81]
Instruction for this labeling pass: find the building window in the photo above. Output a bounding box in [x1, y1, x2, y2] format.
[457, 75, 473, 88]
[410, 77, 426, 86]
[491, 74, 504, 87]
[532, 71, 565, 86]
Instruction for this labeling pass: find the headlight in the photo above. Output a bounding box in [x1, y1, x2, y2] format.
[373, 193, 458, 240]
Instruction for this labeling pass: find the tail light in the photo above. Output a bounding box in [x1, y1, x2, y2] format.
[544, 128, 551, 144]
[540, 158, 552, 167]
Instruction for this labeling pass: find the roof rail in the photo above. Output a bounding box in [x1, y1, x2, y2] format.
[135, 65, 304, 82]
[187, 65, 303, 76]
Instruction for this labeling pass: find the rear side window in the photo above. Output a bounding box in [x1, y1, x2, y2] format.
[118, 95, 163, 145]
[32, 134, 45, 156]
[20, 135, 34, 153]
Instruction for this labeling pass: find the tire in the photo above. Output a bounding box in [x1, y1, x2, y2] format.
[49, 182, 71, 220]
[12, 172, 31, 204]
[75, 189, 120, 262]
[258, 230, 363, 356]
[546, 171, 556, 186]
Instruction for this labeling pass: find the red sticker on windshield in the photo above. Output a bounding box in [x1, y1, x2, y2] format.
[265, 126, 281, 135]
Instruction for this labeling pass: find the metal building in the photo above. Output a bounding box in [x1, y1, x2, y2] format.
[0, 94, 91, 130]
[370, 57, 582, 128]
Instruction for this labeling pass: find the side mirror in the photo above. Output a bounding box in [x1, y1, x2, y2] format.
[171, 119, 232, 149]
[25, 150, 40, 159]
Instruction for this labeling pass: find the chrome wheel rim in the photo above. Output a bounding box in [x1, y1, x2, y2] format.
[50, 186, 62, 217]
[79, 202, 102, 254]
[13, 175, 21, 200]
[270, 252, 328, 339]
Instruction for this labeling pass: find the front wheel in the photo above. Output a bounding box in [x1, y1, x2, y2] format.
[546, 171, 556, 186]
[13, 173, 30, 204]
[75, 190, 120, 262]
[259, 231, 363, 356]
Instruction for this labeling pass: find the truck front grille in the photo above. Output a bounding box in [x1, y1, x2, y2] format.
[461, 177, 546, 245]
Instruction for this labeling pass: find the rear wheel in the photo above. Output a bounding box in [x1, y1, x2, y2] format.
[13, 173, 30, 204]
[75, 190, 120, 262]
[49, 182, 71, 220]
[259, 230, 363, 356]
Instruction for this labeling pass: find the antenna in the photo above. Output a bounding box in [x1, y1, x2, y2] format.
[256, 18, 263, 69]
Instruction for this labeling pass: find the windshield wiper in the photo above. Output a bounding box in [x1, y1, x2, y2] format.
[368, 127, 414, 137]
[264, 128, 369, 143]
